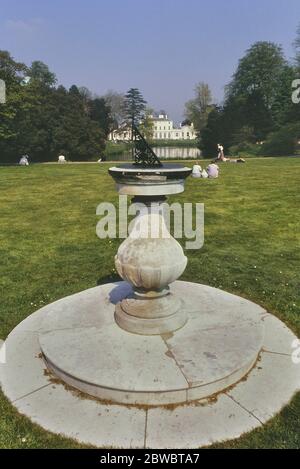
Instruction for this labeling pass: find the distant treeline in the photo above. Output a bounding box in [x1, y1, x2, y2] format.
[184, 34, 300, 157]
[201, 42, 300, 157]
[0, 52, 113, 163]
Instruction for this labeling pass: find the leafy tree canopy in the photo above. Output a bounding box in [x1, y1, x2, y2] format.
[0, 51, 111, 163]
[184, 82, 213, 132]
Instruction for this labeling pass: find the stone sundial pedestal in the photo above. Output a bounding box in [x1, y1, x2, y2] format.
[110, 164, 191, 335]
[37, 163, 265, 406]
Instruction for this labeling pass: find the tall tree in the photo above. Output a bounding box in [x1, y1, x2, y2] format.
[103, 90, 126, 127]
[79, 86, 93, 114]
[0, 51, 28, 158]
[224, 41, 289, 142]
[123, 88, 147, 137]
[184, 82, 213, 132]
[200, 106, 228, 157]
[89, 97, 113, 137]
[226, 42, 287, 111]
[48, 85, 105, 161]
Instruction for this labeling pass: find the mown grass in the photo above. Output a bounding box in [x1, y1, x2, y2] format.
[0, 158, 299, 448]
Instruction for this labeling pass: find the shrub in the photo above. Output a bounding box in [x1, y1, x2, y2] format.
[259, 123, 300, 156]
[229, 142, 261, 158]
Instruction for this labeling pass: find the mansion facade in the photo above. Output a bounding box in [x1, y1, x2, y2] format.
[151, 113, 196, 140]
[108, 113, 197, 141]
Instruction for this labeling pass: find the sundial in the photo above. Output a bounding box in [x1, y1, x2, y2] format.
[132, 124, 162, 167]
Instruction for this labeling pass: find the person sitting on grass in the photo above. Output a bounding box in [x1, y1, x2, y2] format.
[19, 155, 29, 166]
[207, 163, 219, 178]
[58, 154, 66, 163]
[192, 161, 202, 178]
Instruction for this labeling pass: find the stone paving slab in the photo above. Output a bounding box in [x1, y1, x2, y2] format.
[145, 394, 260, 448]
[262, 313, 298, 355]
[13, 384, 146, 448]
[0, 330, 48, 402]
[227, 352, 300, 423]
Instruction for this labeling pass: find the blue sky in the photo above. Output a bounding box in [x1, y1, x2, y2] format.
[1, 0, 300, 123]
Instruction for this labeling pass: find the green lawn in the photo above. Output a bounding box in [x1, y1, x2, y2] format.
[0, 158, 299, 448]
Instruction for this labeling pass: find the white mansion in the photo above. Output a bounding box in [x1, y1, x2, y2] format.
[108, 113, 197, 141]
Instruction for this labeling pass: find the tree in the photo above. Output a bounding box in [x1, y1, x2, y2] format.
[271, 64, 298, 128]
[220, 42, 290, 146]
[29, 60, 57, 87]
[79, 86, 93, 114]
[139, 107, 154, 140]
[89, 97, 113, 137]
[226, 42, 287, 107]
[123, 88, 147, 137]
[103, 90, 126, 127]
[0, 51, 28, 160]
[200, 106, 227, 157]
[0, 50, 27, 85]
[48, 85, 105, 161]
[224, 42, 288, 140]
[181, 118, 192, 126]
[184, 82, 213, 132]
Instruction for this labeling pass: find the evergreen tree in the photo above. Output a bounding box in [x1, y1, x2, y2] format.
[123, 88, 147, 137]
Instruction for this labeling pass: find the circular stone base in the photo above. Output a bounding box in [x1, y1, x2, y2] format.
[1, 281, 299, 448]
[38, 281, 264, 406]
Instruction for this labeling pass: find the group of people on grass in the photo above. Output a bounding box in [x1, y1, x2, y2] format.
[192, 144, 246, 179]
[18, 154, 107, 165]
[192, 162, 219, 179]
